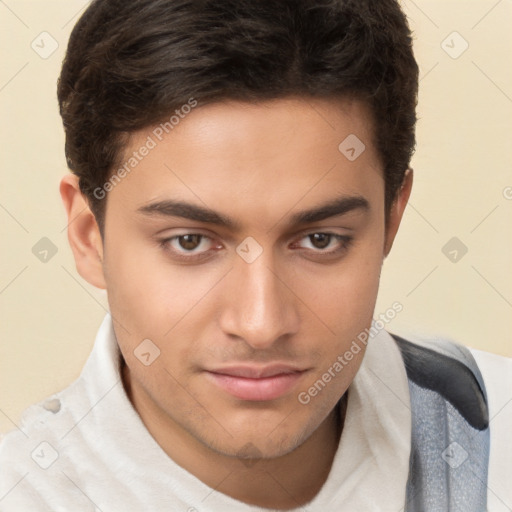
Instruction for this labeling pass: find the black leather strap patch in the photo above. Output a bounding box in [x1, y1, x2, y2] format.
[392, 334, 489, 431]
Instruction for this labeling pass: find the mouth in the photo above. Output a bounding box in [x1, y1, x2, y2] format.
[204, 364, 308, 401]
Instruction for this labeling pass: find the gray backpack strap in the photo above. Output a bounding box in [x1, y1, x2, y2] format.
[392, 335, 490, 512]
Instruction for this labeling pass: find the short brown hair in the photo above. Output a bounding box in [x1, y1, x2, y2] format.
[58, 0, 418, 233]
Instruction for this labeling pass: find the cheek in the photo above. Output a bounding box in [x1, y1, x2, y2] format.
[102, 233, 228, 382]
[294, 237, 383, 380]
[103, 231, 216, 327]
[299, 241, 382, 327]
[296, 261, 380, 408]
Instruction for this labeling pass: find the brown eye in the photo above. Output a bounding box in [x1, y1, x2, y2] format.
[293, 232, 353, 257]
[178, 234, 203, 250]
[160, 233, 222, 262]
[309, 233, 331, 249]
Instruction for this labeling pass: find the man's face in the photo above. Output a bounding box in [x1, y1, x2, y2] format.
[101, 98, 388, 459]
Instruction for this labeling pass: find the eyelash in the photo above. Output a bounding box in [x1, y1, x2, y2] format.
[291, 233, 353, 253]
[158, 232, 353, 263]
[158, 234, 221, 263]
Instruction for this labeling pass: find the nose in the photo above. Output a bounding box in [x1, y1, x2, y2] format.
[219, 253, 300, 350]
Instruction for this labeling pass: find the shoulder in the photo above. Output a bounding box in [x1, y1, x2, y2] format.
[469, 348, 512, 510]
[392, 334, 512, 509]
[392, 335, 512, 427]
[391, 333, 489, 430]
[469, 347, 512, 392]
[467, 347, 512, 424]
[0, 381, 92, 510]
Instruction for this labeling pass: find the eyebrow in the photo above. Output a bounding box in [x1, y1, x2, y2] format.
[136, 195, 370, 229]
[137, 200, 238, 229]
[288, 196, 369, 225]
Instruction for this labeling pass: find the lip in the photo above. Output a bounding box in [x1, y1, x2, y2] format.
[205, 364, 307, 401]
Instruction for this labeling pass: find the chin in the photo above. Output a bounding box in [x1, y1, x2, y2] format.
[208, 435, 302, 461]
[196, 415, 320, 461]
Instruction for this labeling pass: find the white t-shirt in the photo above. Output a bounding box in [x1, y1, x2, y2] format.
[0, 314, 510, 511]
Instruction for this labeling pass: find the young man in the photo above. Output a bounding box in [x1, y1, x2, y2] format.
[1, 0, 510, 510]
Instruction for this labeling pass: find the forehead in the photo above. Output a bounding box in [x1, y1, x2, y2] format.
[107, 97, 383, 224]
[140, 96, 377, 161]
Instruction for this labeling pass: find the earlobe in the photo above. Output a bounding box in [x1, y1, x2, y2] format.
[384, 168, 413, 257]
[60, 174, 107, 290]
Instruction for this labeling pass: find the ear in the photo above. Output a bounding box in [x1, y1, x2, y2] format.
[383, 168, 413, 257]
[60, 174, 106, 289]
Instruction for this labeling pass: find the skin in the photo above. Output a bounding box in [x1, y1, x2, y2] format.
[61, 97, 412, 509]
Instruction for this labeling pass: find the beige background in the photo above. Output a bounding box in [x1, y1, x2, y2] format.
[1, 0, 511, 435]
